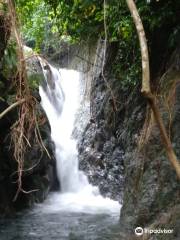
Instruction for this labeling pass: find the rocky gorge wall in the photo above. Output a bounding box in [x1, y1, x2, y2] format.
[77, 41, 125, 202]
[56, 39, 180, 239]
[118, 47, 180, 239]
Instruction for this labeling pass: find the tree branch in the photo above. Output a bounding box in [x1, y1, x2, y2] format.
[126, 0, 180, 179]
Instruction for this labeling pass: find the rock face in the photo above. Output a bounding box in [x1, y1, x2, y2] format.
[65, 39, 180, 239]
[119, 49, 180, 239]
[0, 13, 56, 215]
[78, 72, 125, 201]
[91, 44, 179, 239]
[0, 101, 56, 215]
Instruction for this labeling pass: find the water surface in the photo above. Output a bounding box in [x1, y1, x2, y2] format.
[0, 193, 121, 240]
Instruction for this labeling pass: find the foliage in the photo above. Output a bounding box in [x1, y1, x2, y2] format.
[14, 0, 180, 88]
[15, 0, 54, 51]
[46, 0, 104, 42]
[15, 0, 180, 48]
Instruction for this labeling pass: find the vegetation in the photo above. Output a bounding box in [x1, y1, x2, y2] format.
[0, 0, 48, 200]
[14, 0, 180, 89]
[15, 0, 180, 44]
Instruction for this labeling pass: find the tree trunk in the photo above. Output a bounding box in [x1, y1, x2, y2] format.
[126, 0, 180, 179]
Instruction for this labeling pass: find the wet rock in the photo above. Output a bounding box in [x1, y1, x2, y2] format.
[78, 43, 125, 202]
[119, 49, 180, 238]
[77, 39, 180, 239]
[0, 47, 57, 215]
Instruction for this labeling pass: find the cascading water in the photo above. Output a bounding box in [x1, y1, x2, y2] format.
[39, 63, 121, 214]
[0, 62, 122, 240]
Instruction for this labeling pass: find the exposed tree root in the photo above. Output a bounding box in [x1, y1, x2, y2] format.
[6, 0, 50, 201]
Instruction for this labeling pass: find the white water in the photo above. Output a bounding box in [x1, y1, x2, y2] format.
[39, 65, 120, 215]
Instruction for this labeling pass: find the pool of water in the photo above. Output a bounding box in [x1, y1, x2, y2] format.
[0, 193, 121, 240]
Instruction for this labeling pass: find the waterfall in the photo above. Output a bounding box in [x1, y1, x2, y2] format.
[39, 63, 120, 214]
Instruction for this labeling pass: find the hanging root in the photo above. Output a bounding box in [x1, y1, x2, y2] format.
[11, 98, 38, 201]
[102, 0, 118, 112]
[7, 0, 50, 201]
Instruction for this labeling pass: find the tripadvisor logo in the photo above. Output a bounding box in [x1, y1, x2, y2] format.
[135, 227, 143, 236]
[134, 226, 174, 236]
